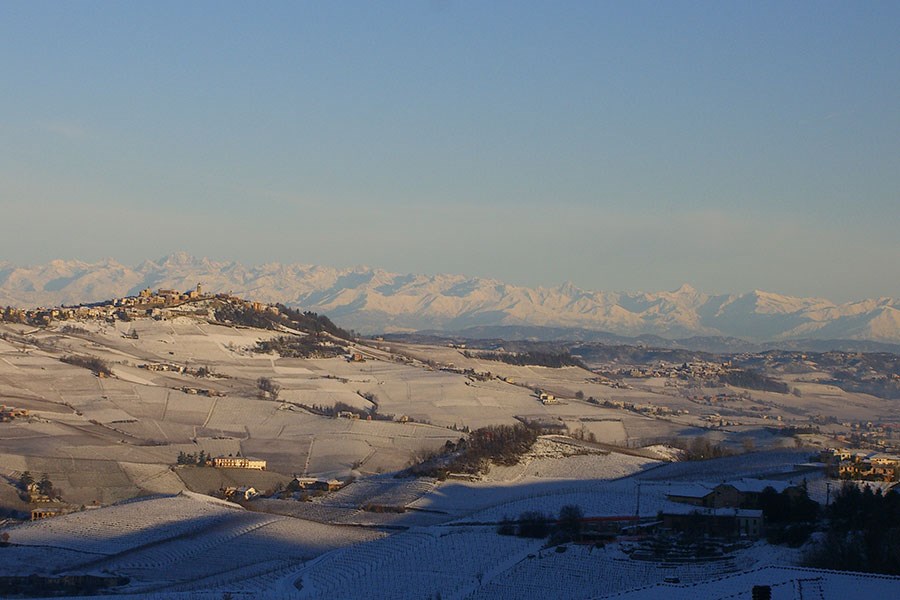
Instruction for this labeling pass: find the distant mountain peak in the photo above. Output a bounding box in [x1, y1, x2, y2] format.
[159, 251, 200, 267]
[557, 280, 581, 295]
[0, 257, 897, 343]
[673, 283, 697, 294]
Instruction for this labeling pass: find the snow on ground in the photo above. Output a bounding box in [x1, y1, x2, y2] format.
[600, 565, 900, 599]
[640, 444, 684, 461]
[634, 450, 812, 482]
[0, 318, 875, 599]
[482, 438, 657, 483]
[1, 494, 242, 561]
[470, 540, 804, 600]
[0, 451, 838, 599]
[0, 492, 380, 594]
[290, 525, 544, 600]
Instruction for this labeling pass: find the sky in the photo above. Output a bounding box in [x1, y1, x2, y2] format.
[1, 1, 898, 302]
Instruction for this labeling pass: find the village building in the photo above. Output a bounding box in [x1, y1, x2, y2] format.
[212, 456, 267, 470]
[30, 505, 65, 521]
[665, 479, 804, 510]
[539, 392, 558, 405]
[25, 482, 53, 504]
[661, 507, 764, 539]
[664, 483, 715, 507]
[710, 479, 803, 509]
[222, 486, 258, 501]
[234, 486, 258, 500]
[290, 477, 344, 492]
[821, 447, 900, 482]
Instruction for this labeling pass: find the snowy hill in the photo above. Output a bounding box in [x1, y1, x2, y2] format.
[1, 254, 899, 343]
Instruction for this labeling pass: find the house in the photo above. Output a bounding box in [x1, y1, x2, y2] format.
[661, 507, 764, 539]
[291, 477, 320, 490]
[235, 486, 258, 500]
[212, 456, 267, 470]
[869, 453, 900, 479]
[30, 506, 65, 521]
[710, 479, 803, 509]
[223, 486, 258, 501]
[323, 479, 343, 491]
[665, 483, 715, 507]
[26, 482, 52, 503]
[290, 477, 344, 492]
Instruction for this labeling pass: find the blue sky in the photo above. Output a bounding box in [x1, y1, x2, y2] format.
[1, 1, 898, 301]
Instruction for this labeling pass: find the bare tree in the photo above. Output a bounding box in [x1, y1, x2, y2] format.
[257, 377, 281, 401]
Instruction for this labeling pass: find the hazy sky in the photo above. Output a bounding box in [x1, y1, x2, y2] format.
[1, 2, 898, 301]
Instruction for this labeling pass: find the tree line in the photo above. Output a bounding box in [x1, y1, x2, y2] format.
[408, 424, 539, 478]
[213, 302, 353, 340]
[462, 350, 586, 369]
[805, 483, 900, 574]
[254, 335, 347, 359]
[60, 355, 112, 377]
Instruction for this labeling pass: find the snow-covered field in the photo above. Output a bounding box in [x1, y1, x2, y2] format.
[482, 437, 657, 482]
[1, 314, 742, 508]
[0, 492, 380, 593]
[2, 315, 897, 598]
[0, 451, 878, 599]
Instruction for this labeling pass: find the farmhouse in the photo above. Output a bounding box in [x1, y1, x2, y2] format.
[212, 456, 267, 470]
[661, 507, 764, 539]
[290, 477, 344, 492]
[25, 482, 52, 503]
[664, 479, 802, 510]
[30, 506, 65, 521]
[664, 483, 715, 507]
[539, 392, 558, 405]
[235, 486, 258, 500]
[710, 479, 803, 509]
[223, 486, 258, 501]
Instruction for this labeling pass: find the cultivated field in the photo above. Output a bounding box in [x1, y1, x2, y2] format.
[2, 312, 898, 598]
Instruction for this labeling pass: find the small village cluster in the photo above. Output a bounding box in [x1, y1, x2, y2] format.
[0, 285, 281, 325]
[175, 455, 348, 503]
[597, 397, 689, 417]
[221, 476, 345, 502]
[660, 477, 813, 539]
[612, 360, 732, 380]
[0, 405, 29, 423]
[820, 447, 900, 482]
[829, 419, 900, 451]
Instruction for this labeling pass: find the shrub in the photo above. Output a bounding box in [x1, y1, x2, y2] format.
[517, 511, 551, 538]
[61, 355, 112, 377]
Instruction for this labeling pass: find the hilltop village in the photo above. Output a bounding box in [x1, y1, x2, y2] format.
[1, 284, 280, 326]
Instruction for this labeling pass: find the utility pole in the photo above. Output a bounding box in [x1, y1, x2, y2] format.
[635, 482, 642, 518]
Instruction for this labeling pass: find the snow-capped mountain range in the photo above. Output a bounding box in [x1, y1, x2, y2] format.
[1, 253, 899, 343]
